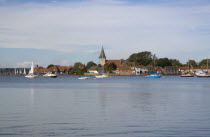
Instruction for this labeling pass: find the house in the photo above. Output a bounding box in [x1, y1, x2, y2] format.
[133, 65, 148, 75]
[162, 66, 179, 75]
[116, 62, 135, 75]
[34, 65, 72, 75]
[88, 66, 101, 74]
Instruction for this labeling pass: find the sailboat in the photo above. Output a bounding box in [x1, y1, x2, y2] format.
[196, 58, 210, 77]
[23, 68, 26, 75]
[180, 61, 194, 77]
[25, 62, 38, 78]
[14, 68, 16, 75]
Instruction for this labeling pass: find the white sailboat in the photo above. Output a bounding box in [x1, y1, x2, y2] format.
[25, 62, 38, 78]
[196, 58, 210, 77]
[23, 68, 26, 75]
[180, 61, 194, 77]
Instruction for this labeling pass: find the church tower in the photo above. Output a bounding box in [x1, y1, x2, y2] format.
[99, 47, 106, 66]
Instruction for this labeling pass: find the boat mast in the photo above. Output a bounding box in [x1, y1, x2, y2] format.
[207, 57, 209, 73]
[153, 54, 156, 71]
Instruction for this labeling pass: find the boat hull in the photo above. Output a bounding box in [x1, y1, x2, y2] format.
[197, 75, 210, 78]
[180, 75, 194, 77]
[145, 75, 161, 78]
[43, 75, 57, 78]
[78, 77, 89, 80]
[25, 75, 38, 78]
[95, 75, 108, 78]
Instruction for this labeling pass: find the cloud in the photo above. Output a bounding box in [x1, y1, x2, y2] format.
[16, 61, 33, 67]
[0, 0, 210, 65]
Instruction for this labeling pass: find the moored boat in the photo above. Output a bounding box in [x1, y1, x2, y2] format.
[43, 72, 57, 78]
[78, 76, 89, 80]
[95, 74, 108, 78]
[145, 74, 161, 78]
[196, 58, 210, 77]
[180, 73, 194, 77]
[25, 62, 38, 78]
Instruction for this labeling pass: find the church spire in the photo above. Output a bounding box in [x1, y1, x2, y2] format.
[99, 47, 106, 59]
[98, 47, 106, 66]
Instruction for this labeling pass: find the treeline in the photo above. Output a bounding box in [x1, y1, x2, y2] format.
[46, 51, 209, 75]
[127, 51, 209, 67]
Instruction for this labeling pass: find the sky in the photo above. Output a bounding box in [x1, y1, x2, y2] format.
[0, 0, 210, 68]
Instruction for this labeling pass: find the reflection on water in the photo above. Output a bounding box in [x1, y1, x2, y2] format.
[0, 76, 210, 137]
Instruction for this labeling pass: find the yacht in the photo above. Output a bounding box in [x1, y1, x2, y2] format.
[196, 72, 210, 77]
[43, 72, 57, 78]
[196, 58, 210, 77]
[180, 73, 194, 77]
[25, 62, 38, 78]
[180, 61, 194, 77]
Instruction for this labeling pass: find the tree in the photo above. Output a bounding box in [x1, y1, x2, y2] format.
[127, 51, 153, 66]
[198, 59, 209, 66]
[187, 60, 197, 67]
[156, 58, 172, 67]
[73, 62, 83, 68]
[170, 59, 182, 66]
[86, 61, 97, 69]
[47, 64, 54, 68]
[104, 63, 117, 73]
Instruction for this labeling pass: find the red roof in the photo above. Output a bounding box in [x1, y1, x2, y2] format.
[106, 60, 122, 68]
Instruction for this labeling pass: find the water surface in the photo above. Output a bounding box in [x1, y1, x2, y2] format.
[0, 75, 210, 137]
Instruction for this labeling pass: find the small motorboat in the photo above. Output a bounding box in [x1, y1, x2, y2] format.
[180, 73, 194, 77]
[43, 72, 57, 78]
[78, 76, 89, 80]
[145, 71, 161, 78]
[95, 74, 108, 78]
[145, 74, 161, 78]
[25, 74, 38, 78]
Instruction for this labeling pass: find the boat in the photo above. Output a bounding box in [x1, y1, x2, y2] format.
[145, 73, 161, 78]
[95, 74, 108, 78]
[196, 72, 210, 77]
[180, 73, 194, 77]
[43, 72, 57, 78]
[180, 60, 194, 77]
[23, 68, 26, 75]
[196, 58, 210, 77]
[25, 62, 38, 78]
[145, 56, 161, 78]
[78, 76, 89, 80]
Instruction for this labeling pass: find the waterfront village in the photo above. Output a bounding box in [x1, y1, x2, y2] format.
[0, 47, 209, 76]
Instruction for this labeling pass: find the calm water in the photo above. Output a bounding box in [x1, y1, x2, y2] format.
[0, 75, 210, 137]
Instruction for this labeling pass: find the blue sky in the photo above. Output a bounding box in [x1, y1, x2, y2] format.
[0, 0, 210, 67]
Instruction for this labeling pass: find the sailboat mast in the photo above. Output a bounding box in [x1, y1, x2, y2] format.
[207, 58, 209, 72]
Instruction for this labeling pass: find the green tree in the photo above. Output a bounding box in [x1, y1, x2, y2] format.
[170, 59, 182, 66]
[127, 51, 153, 66]
[199, 59, 209, 66]
[86, 61, 97, 69]
[156, 58, 172, 67]
[73, 62, 83, 68]
[104, 63, 117, 73]
[47, 64, 54, 68]
[187, 60, 197, 67]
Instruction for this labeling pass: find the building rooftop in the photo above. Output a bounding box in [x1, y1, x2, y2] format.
[99, 47, 106, 59]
